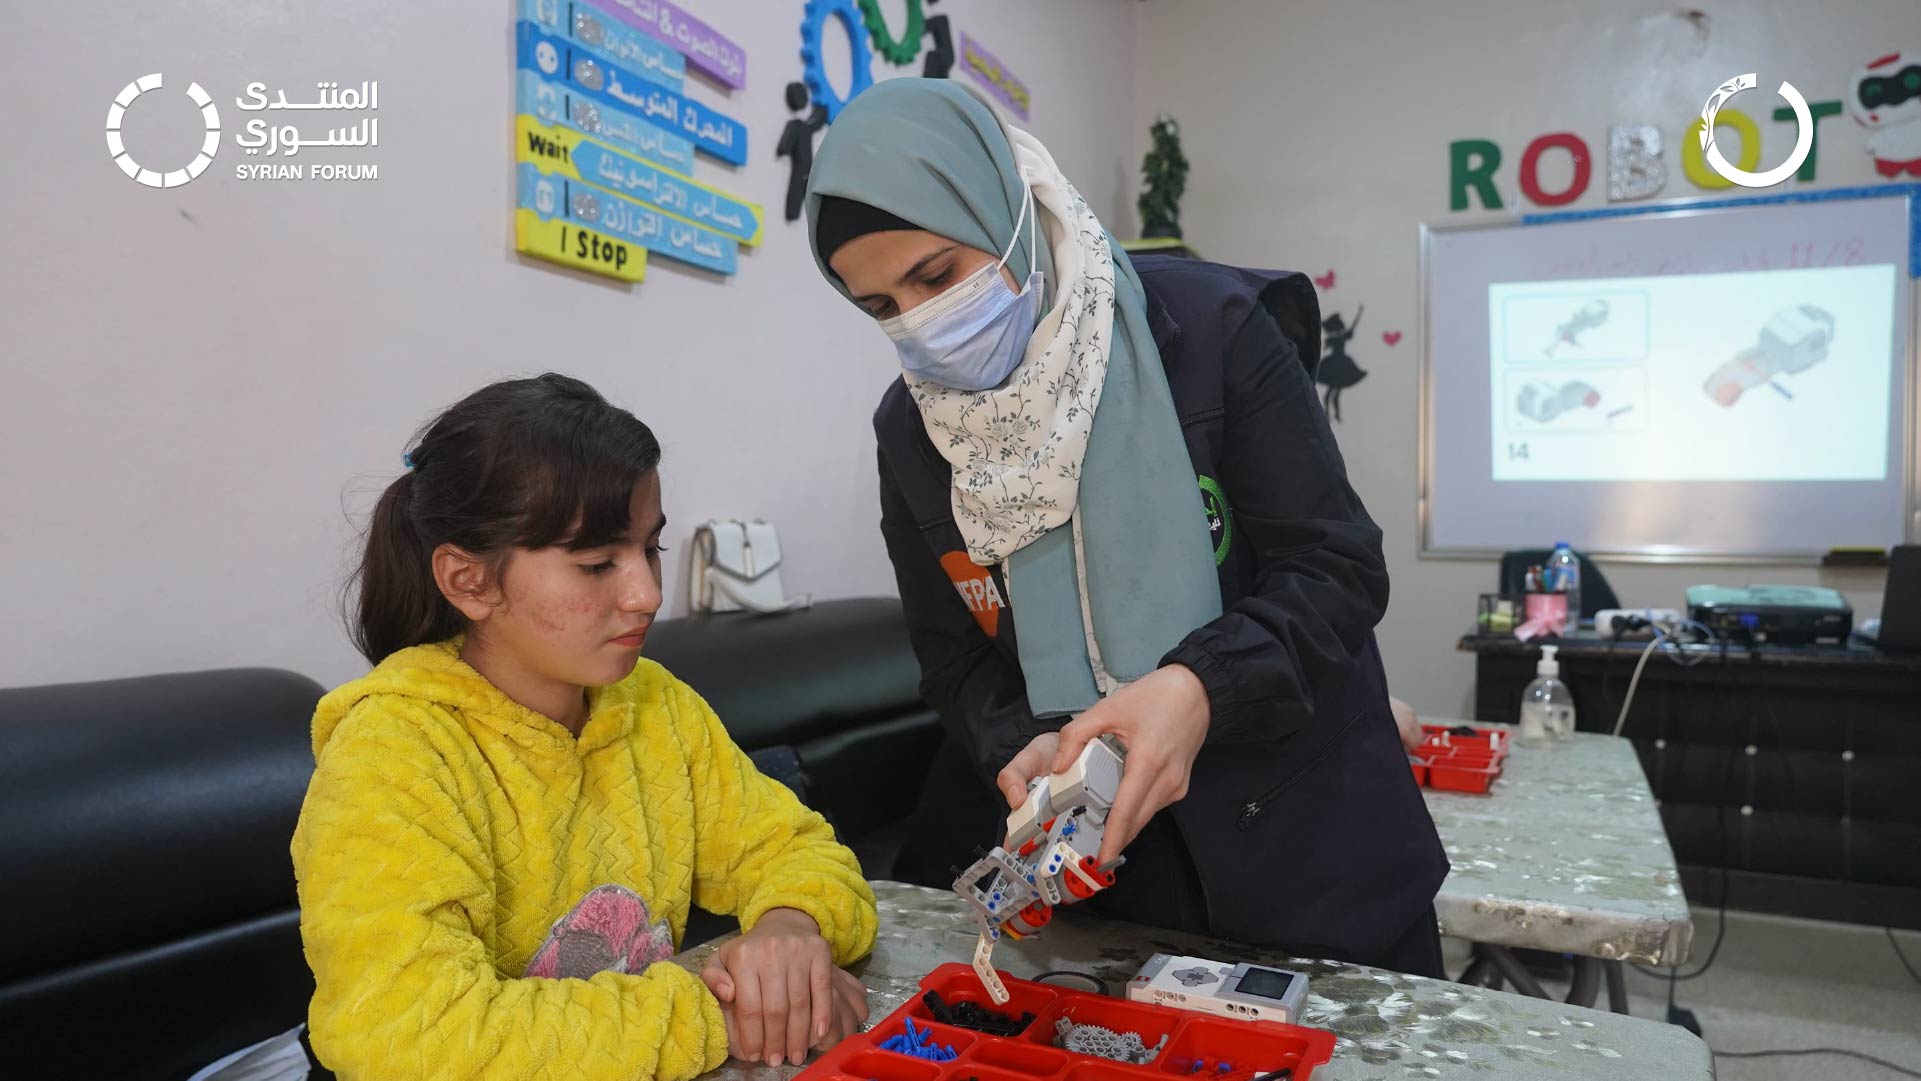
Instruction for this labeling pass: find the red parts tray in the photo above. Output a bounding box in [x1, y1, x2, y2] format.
[1409, 724, 1509, 795]
[794, 964, 1336, 1081]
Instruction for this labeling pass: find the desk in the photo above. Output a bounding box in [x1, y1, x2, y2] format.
[1458, 633, 1921, 931]
[673, 881, 1714, 1081]
[1423, 724, 1692, 1012]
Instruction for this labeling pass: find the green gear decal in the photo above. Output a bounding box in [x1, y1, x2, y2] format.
[1198, 474, 1232, 565]
[857, 0, 925, 65]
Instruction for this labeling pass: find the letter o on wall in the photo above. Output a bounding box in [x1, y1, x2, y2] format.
[1519, 132, 1592, 207]
[1683, 108, 1762, 190]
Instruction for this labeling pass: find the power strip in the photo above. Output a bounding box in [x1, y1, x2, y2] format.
[1595, 608, 1684, 638]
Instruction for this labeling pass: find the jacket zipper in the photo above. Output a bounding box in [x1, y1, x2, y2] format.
[1236, 711, 1363, 831]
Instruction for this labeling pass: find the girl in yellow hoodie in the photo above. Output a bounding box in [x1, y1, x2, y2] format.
[292, 373, 878, 1081]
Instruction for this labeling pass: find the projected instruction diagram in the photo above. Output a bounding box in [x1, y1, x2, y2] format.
[1487, 264, 1895, 483]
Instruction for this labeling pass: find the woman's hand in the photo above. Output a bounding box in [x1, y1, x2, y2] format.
[701, 908, 862, 1066]
[997, 664, 1212, 866]
[1389, 696, 1423, 752]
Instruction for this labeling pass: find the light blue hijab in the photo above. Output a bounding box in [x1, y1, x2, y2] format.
[805, 79, 1220, 717]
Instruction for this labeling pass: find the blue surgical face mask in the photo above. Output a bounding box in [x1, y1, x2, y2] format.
[878, 182, 1041, 392]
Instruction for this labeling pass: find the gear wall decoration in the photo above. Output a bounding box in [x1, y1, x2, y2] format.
[858, 0, 925, 65]
[801, 0, 875, 123]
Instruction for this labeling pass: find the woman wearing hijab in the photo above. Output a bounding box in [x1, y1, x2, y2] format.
[806, 80, 1448, 976]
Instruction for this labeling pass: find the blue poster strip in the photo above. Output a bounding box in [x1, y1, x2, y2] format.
[516, 115, 762, 245]
[517, 0, 684, 91]
[516, 70, 694, 175]
[516, 21, 747, 166]
[563, 137, 758, 244]
[517, 161, 737, 274]
[1521, 183, 1921, 279]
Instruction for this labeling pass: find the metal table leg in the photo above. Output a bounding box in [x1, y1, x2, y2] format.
[1464, 944, 1634, 1015]
[1566, 956, 1600, 1007]
[1605, 960, 1629, 1015]
[1481, 945, 1551, 999]
[1456, 951, 1495, 987]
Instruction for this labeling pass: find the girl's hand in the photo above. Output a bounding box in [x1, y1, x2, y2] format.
[719, 970, 867, 1062]
[701, 908, 841, 1067]
[1045, 664, 1212, 866]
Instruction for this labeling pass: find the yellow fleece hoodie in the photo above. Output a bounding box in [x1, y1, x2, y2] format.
[290, 640, 878, 1081]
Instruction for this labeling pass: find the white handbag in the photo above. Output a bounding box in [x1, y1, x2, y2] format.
[688, 519, 812, 615]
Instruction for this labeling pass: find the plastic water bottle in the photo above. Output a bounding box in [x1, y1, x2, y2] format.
[1548, 542, 1581, 634]
[1518, 645, 1576, 746]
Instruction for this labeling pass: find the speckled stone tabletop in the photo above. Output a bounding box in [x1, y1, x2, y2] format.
[673, 881, 1713, 1080]
[1422, 723, 1693, 966]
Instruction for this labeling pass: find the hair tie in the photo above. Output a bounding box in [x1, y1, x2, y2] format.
[402, 452, 416, 470]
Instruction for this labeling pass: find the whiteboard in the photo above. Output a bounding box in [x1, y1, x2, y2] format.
[1419, 192, 1917, 561]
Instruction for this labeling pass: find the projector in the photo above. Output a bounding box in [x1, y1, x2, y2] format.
[1685, 585, 1852, 645]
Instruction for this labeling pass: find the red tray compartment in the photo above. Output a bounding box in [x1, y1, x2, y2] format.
[1427, 758, 1503, 793]
[869, 1017, 979, 1060]
[1049, 996, 1183, 1051]
[837, 1051, 946, 1081]
[1159, 1018, 1321, 1077]
[1419, 724, 1507, 754]
[793, 964, 1336, 1081]
[972, 1042, 1072, 1076]
[910, 965, 1060, 1036]
[1431, 750, 1499, 767]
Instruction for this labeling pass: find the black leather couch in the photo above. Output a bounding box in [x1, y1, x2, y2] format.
[0, 598, 937, 1081]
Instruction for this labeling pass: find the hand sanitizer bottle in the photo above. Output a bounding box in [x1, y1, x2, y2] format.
[1518, 645, 1575, 746]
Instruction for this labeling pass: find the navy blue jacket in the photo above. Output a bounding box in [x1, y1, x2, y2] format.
[874, 255, 1448, 956]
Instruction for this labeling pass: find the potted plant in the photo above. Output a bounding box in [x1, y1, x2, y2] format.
[1137, 116, 1189, 240]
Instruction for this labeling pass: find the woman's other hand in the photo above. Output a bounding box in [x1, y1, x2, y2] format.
[1390, 696, 1422, 752]
[1011, 665, 1212, 866]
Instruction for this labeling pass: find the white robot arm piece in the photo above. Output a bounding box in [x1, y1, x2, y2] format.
[952, 735, 1127, 1003]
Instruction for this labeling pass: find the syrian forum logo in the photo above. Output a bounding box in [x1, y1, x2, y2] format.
[106, 73, 379, 187]
[106, 73, 220, 188]
[1699, 73, 1815, 188]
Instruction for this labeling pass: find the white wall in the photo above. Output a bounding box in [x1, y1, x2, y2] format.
[0, 1, 1138, 690]
[1133, 0, 1920, 718]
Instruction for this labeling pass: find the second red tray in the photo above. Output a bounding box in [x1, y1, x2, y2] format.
[1410, 724, 1509, 794]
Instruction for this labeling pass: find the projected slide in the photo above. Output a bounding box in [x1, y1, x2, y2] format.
[1488, 264, 1897, 483]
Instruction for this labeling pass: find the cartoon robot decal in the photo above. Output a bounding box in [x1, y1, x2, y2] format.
[1850, 51, 1921, 178]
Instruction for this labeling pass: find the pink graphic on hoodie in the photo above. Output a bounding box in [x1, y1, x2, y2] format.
[525, 884, 677, 979]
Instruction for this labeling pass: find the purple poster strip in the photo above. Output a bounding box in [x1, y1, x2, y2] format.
[958, 32, 1029, 120]
[579, 0, 747, 90]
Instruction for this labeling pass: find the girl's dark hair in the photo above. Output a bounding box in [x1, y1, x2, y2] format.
[350, 373, 661, 664]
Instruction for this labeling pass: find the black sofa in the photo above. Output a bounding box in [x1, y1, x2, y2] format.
[0, 598, 938, 1081]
